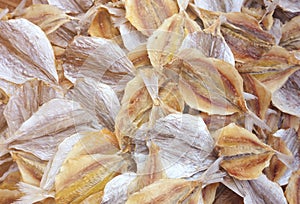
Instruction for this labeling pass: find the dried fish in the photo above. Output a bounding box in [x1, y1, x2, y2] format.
[17, 4, 71, 35]
[242, 74, 271, 119]
[215, 123, 275, 180]
[126, 179, 198, 204]
[47, 0, 93, 14]
[66, 78, 120, 131]
[125, 0, 178, 36]
[285, 169, 300, 204]
[238, 46, 300, 93]
[0, 19, 58, 84]
[280, 16, 300, 50]
[63, 36, 134, 96]
[4, 79, 63, 136]
[135, 113, 215, 178]
[115, 68, 184, 149]
[194, 0, 244, 13]
[101, 173, 137, 204]
[147, 11, 201, 69]
[180, 30, 235, 66]
[176, 48, 247, 115]
[88, 7, 121, 41]
[222, 175, 288, 204]
[0, 0, 299, 203]
[128, 142, 166, 194]
[272, 70, 300, 117]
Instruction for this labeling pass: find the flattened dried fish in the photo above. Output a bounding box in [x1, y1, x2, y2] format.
[180, 30, 235, 66]
[63, 36, 134, 96]
[0, 19, 58, 84]
[88, 7, 121, 41]
[18, 4, 71, 34]
[125, 0, 178, 36]
[66, 78, 120, 131]
[280, 16, 300, 50]
[4, 79, 63, 136]
[285, 169, 300, 204]
[272, 70, 300, 117]
[215, 123, 275, 179]
[135, 113, 215, 178]
[176, 48, 247, 115]
[126, 179, 198, 204]
[147, 12, 201, 69]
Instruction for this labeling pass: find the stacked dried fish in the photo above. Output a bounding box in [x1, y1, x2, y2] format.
[0, 0, 299, 203]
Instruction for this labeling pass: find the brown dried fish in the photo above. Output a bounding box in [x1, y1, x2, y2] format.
[285, 169, 300, 204]
[238, 46, 300, 93]
[115, 68, 184, 150]
[280, 16, 300, 50]
[215, 123, 275, 180]
[126, 179, 198, 204]
[18, 4, 71, 35]
[176, 48, 247, 115]
[147, 11, 201, 69]
[88, 7, 121, 41]
[125, 0, 178, 36]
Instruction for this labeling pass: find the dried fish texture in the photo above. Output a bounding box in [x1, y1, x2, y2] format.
[180, 30, 235, 66]
[119, 22, 147, 51]
[5, 99, 101, 144]
[125, 0, 178, 36]
[66, 78, 120, 131]
[194, 0, 244, 12]
[238, 46, 300, 93]
[47, 0, 93, 14]
[135, 113, 215, 178]
[115, 68, 184, 149]
[265, 134, 292, 183]
[16, 130, 121, 203]
[280, 16, 300, 50]
[147, 12, 201, 69]
[273, 128, 300, 185]
[0, 19, 58, 84]
[272, 68, 300, 117]
[0, 169, 21, 204]
[190, 7, 275, 61]
[4, 79, 63, 136]
[285, 169, 300, 204]
[213, 184, 243, 204]
[88, 7, 120, 40]
[88, 7, 120, 39]
[278, 0, 300, 13]
[223, 175, 288, 204]
[101, 173, 137, 204]
[18, 4, 71, 35]
[11, 150, 47, 186]
[55, 153, 127, 203]
[128, 142, 166, 194]
[242, 74, 271, 119]
[63, 36, 134, 96]
[126, 179, 198, 204]
[215, 123, 275, 180]
[0, 0, 299, 203]
[220, 12, 275, 62]
[176, 48, 247, 115]
[127, 44, 151, 68]
[0, 0, 32, 11]
[47, 20, 78, 48]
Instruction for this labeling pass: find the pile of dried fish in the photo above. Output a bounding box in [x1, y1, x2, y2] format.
[0, 0, 299, 203]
